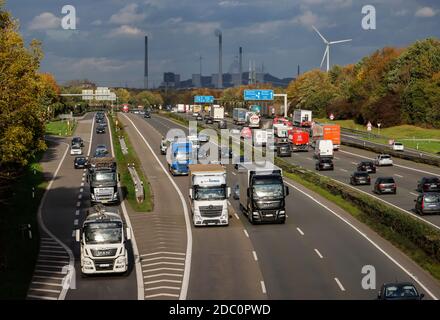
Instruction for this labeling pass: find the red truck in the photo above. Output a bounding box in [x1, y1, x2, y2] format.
[288, 129, 310, 152]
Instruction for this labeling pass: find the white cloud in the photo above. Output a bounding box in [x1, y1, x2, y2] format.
[28, 12, 60, 30]
[181, 21, 221, 36]
[293, 10, 318, 29]
[300, 0, 352, 9]
[110, 4, 146, 25]
[108, 25, 143, 38]
[415, 7, 437, 18]
[218, 1, 244, 7]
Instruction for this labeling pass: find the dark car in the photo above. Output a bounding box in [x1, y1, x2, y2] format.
[71, 136, 84, 147]
[96, 124, 105, 134]
[205, 117, 214, 124]
[144, 111, 151, 119]
[350, 171, 371, 186]
[218, 120, 227, 129]
[94, 144, 109, 157]
[417, 177, 440, 193]
[232, 184, 239, 200]
[74, 156, 88, 169]
[377, 282, 424, 300]
[357, 161, 376, 173]
[373, 177, 396, 194]
[276, 144, 291, 157]
[196, 114, 203, 121]
[414, 192, 440, 215]
[315, 158, 334, 171]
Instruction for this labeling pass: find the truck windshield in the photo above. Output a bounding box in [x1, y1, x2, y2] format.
[175, 152, 190, 161]
[252, 177, 284, 199]
[84, 222, 122, 244]
[93, 172, 116, 182]
[195, 186, 226, 200]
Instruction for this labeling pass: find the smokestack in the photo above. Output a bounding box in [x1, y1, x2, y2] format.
[144, 36, 148, 89]
[297, 64, 300, 77]
[218, 32, 223, 89]
[239, 47, 243, 86]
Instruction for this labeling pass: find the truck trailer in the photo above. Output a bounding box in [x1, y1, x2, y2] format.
[238, 162, 289, 224]
[293, 109, 313, 128]
[210, 105, 224, 122]
[311, 123, 341, 150]
[87, 157, 119, 205]
[233, 108, 248, 125]
[188, 164, 230, 226]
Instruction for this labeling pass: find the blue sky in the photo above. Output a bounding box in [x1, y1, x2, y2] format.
[5, 0, 440, 88]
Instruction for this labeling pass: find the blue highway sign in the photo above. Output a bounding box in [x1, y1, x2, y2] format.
[244, 90, 274, 101]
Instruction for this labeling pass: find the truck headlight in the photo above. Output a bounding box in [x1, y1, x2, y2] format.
[115, 256, 126, 266]
[83, 259, 93, 266]
[91, 193, 95, 200]
[113, 192, 119, 200]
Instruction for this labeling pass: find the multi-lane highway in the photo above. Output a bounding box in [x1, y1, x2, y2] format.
[119, 112, 440, 300]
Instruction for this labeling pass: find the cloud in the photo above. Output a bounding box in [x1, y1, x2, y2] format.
[28, 12, 60, 30]
[91, 20, 103, 26]
[415, 7, 437, 18]
[110, 4, 146, 25]
[181, 21, 221, 36]
[293, 10, 318, 29]
[394, 9, 408, 16]
[218, 1, 244, 7]
[108, 25, 143, 38]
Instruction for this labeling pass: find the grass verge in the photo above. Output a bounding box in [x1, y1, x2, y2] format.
[0, 152, 47, 299]
[45, 119, 77, 136]
[108, 113, 153, 212]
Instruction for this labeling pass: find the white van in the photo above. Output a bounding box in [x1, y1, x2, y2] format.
[314, 140, 334, 159]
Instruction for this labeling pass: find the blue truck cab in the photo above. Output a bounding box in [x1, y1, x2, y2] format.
[169, 140, 193, 176]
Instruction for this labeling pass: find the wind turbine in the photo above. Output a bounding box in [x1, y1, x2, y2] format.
[312, 26, 352, 72]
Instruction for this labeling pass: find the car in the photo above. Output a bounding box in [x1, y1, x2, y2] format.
[144, 112, 151, 118]
[196, 114, 203, 121]
[357, 161, 376, 173]
[414, 192, 440, 215]
[205, 117, 214, 124]
[234, 156, 251, 170]
[391, 142, 404, 151]
[192, 112, 199, 117]
[74, 156, 88, 169]
[94, 144, 108, 157]
[160, 139, 168, 155]
[96, 124, 105, 134]
[377, 282, 424, 300]
[417, 177, 440, 193]
[198, 134, 209, 143]
[373, 177, 396, 194]
[276, 144, 291, 157]
[71, 137, 84, 147]
[350, 171, 371, 186]
[70, 144, 82, 156]
[232, 184, 239, 200]
[315, 158, 334, 171]
[218, 120, 227, 129]
[374, 154, 393, 166]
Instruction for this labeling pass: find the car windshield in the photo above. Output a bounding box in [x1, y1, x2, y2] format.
[355, 172, 369, 177]
[394, 143, 403, 146]
[380, 178, 395, 183]
[362, 162, 373, 166]
[76, 157, 86, 162]
[253, 177, 284, 199]
[175, 152, 189, 161]
[424, 195, 440, 203]
[93, 172, 115, 182]
[425, 178, 439, 183]
[84, 222, 122, 244]
[380, 155, 391, 159]
[195, 186, 226, 200]
[321, 159, 332, 163]
[384, 285, 418, 298]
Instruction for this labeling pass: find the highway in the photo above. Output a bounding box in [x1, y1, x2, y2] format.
[28, 113, 138, 300]
[121, 112, 440, 300]
[191, 114, 440, 230]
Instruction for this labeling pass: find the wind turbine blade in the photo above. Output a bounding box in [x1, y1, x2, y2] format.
[312, 25, 328, 44]
[320, 46, 329, 68]
[329, 39, 352, 44]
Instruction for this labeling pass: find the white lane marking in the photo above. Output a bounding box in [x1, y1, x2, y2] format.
[27, 295, 57, 300]
[82, 172, 85, 177]
[73, 219, 78, 226]
[142, 267, 184, 273]
[296, 227, 305, 236]
[252, 251, 258, 261]
[75, 210, 80, 216]
[141, 261, 185, 267]
[234, 213, 240, 220]
[31, 281, 62, 287]
[33, 275, 63, 280]
[78, 194, 82, 200]
[227, 200, 232, 206]
[71, 231, 75, 237]
[144, 273, 183, 278]
[144, 286, 180, 291]
[39, 249, 66, 254]
[351, 162, 358, 165]
[260, 281, 267, 294]
[79, 188, 83, 193]
[83, 169, 86, 172]
[284, 180, 438, 300]
[76, 202, 81, 207]
[334, 278, 346, 291]
[314, 249, 324, 259]
[142, 256, 185, 262]
[80, 182, 84, 187]
[232, 172, 237, 176]
[243, 229, 249, 238]
[339, 168, 348, 172]
[307, 157, 314, 161]
[334, 157, 340, 160]
[141, 252, 186, 257]
[28, 288, 59, 294]
[107, 114, 144, 301]
[35, 270, 64, 274]
[410, 192, 419, 197]
[36, 264, 62, 269]
[121, 113, 192, 301]
[34, 138, 75, 301]
[145, 293, 179, 298]
[394, 174, 403, 178]
[144, 279, 182, 285]
[37, 259, 69, 264]
[38, 254, 68, 259]
[340, 150, 440, 177]
[87, 114, 95, 156]
[81, 177, 85, 182]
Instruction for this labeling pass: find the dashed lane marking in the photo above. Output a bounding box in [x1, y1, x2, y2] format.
[296, 227, 305, 236]
[334, 278, 346, 292]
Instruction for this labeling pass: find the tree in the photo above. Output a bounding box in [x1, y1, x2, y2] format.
[115, 88, 130, 104]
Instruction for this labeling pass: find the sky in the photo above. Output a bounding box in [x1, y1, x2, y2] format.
[5, 0, 440, 88]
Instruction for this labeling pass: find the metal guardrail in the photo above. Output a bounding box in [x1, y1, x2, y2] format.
[119, 136, 128, 155]
[127, 163, 144, 203]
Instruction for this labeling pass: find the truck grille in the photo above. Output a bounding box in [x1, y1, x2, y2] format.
[91, 249, 118, 257]
[199, 205, 223, 217]
[93, 259, 114, 271]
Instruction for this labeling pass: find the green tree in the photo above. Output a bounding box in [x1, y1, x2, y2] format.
[115, 88, 130, 104]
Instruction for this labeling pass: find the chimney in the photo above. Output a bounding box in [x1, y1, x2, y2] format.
[239, 47, 243, 86]
[144, 36, 148, 89]
[218, 32, 223, 89]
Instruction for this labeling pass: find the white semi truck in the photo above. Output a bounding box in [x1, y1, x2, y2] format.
[210, 105, 225, 122]
[188, 164, 231, 226]
[75, 205, 131, 275]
